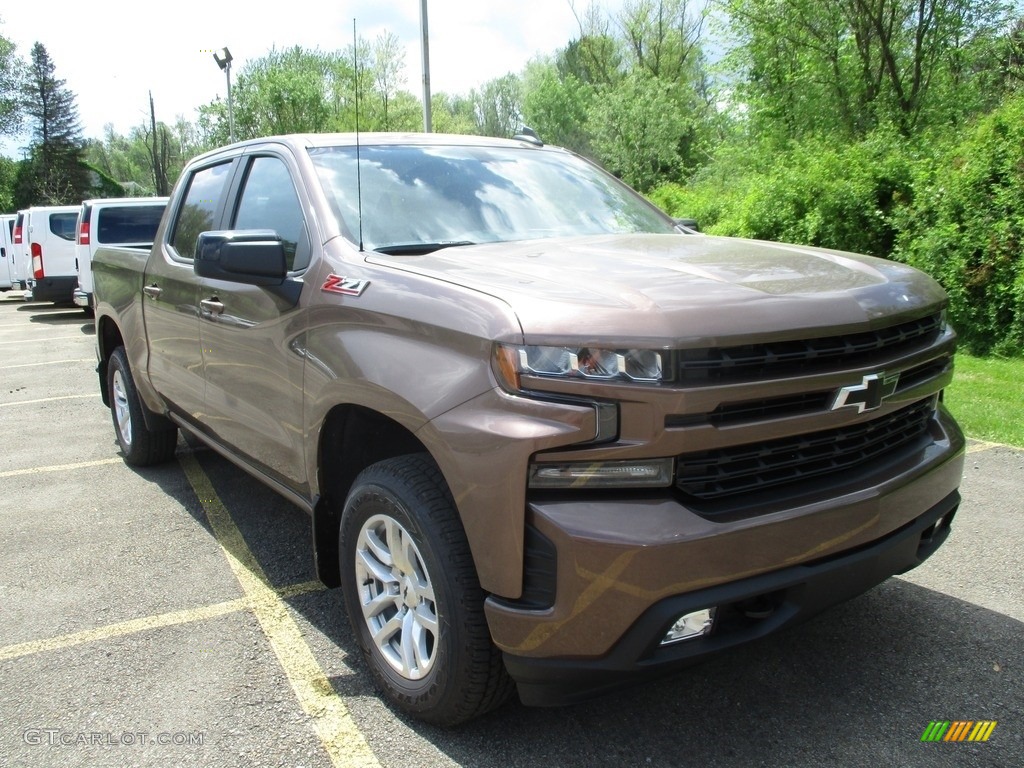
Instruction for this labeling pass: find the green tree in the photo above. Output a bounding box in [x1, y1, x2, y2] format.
[371, 32, 419, 130]
[0, 27, 22, 137]
[0, 154, 16, 210]
[231, 46, 347, 138]
[588, 69, 698, 190]
[895, 94, 1024, 354]
[430, 92, 477, 134]
[19, 42, 89, 204]
[724, 0, 1014, 142]
[195, 40, 422, 142]
[617, 0, 709, 82]
[471, 74, 523, 137]
[521, 57, 592, 153]
[564, 1, 625, 85]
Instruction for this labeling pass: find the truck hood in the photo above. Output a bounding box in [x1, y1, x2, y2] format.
[368, 234, 946, 344]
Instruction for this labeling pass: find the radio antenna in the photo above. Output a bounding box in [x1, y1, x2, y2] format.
[353, 18, 364, 252]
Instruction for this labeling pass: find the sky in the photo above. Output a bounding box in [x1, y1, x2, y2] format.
[1, 0, 622, 157]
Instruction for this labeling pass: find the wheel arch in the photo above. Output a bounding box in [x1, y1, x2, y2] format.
[96, 314, 173, 432]
[312, 403, 430, 587]
[96, 315, 126, 407]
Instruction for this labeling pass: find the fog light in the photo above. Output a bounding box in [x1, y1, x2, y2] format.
[661, 608, 716, 645]
[528, 458, 674, 489]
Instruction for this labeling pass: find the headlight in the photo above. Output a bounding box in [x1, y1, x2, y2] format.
[494, 344, 666, 390]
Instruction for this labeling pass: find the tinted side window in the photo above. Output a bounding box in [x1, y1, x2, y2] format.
[171, 162, 232, 259]
[232, 156, 310, 271]
[49, 213, 78, 240]
[97, 205, 166, 244]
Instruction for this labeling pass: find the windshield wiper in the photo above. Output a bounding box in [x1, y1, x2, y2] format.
[373, 240, 476, 256]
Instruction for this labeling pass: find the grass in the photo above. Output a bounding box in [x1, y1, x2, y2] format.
[944, 353, 1024, 447]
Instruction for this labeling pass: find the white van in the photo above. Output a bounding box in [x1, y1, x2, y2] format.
[0, 214, 17, 291]
[75, 197, 168, 311]
[25, 205, 80, 303]
[11, 210, 30, 290]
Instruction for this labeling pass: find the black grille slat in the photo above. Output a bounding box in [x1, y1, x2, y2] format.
[676, 400, 934, 500]
[677, 313, 942, 384]
[706, 392, 832, 425]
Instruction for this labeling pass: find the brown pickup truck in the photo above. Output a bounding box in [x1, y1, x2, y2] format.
[92, 133, 965, 726]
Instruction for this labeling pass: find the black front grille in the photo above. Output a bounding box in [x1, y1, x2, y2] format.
[676, 313, 943, 384]
[676, 399, 935, 501]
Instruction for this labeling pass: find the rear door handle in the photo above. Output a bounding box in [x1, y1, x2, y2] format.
[200, 298, 225, 316]
[143, 284, 162, 299]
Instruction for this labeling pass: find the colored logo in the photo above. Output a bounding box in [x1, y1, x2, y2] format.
[920, 721, 998, 742]
[322, 275, 369, 297]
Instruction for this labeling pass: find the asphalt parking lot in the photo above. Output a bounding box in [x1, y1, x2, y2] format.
[1, 293, 1021, 768]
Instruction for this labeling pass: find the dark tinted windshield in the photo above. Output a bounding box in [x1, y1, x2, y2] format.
[308, 144, 676, 251]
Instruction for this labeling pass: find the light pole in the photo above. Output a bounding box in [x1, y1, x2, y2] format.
[213, 47, 235, 143]
[420, 0, 432, 133]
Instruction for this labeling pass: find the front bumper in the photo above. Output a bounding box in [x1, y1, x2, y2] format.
[487, 405, 964, 705]
[502, 489, 959, 706]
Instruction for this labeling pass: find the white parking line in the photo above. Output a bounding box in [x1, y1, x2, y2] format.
[0, 336, 84, 345]
[0, 358, 93, 369]
[0, 394, 100, 408]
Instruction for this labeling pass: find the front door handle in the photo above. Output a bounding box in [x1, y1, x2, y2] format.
[143, 284, 162, 299]
[200, 298, 225, 316]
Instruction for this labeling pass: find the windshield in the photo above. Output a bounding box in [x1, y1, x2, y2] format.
[307, 144, 676, 252]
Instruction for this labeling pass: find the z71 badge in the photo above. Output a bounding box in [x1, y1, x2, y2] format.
[322, 275, 369, 296]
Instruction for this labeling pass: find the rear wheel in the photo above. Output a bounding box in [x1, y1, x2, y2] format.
[339, 454, 514, 726]
[107, 347, 177, 466]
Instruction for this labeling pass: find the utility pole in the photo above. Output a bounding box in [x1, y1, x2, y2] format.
[420, 0, 432, 132]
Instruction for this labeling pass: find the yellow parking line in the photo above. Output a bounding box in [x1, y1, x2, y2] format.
[278, 580, 328, 599]
[0, 335, 83, 345]
[0, 458, 122, 478]
[0, 394, 100, 408]
[0, 582, 326, 662]
[178, 452, 381, 768]
[0, 598, 250, 662]
[0, 358, 93, 369]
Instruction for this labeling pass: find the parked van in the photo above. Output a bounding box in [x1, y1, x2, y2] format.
[75, 197, 168, 312]
[25, 205, 80, 303]
[0, 214, 17, 291]
[12, 210, 30, 290]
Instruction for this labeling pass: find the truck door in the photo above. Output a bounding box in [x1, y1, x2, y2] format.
[145, 159, 235, 423]
[198, 153, 310, 493]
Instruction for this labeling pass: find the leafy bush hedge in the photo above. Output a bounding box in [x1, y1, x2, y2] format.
[894, 98, 1024, 355]
[651, 98, 1024, 355]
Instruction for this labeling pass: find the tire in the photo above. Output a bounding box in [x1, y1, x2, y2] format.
[107, 347, 178, 466]
[339, 454, 514, 726]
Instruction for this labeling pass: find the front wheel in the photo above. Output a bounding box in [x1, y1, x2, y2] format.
[107, 347, 178, 466]
[339, 454, 514, 726]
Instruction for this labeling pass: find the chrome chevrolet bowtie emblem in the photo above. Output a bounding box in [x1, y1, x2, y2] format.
[831, 372, 900, 413]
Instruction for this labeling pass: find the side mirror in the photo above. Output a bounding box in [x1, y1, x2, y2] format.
[673, 218, 700, 233]
[194, 230, 287, 286]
